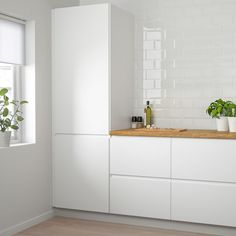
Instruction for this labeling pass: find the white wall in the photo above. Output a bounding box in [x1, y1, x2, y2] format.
[50, 0, 79, 8]
[81, 0, 236, 130]
[0, 0, 78, 235]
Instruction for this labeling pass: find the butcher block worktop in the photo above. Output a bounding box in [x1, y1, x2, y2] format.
[110, 128, 236, 139]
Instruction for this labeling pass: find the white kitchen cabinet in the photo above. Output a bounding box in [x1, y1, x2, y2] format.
[110, 175, 171, 219]
[53, 135, 109, 213]
[172, 180, 236, 227]
[172, 138, 236, 183]
[52, 4, 134, 213]
[110, 136, 171, 178]
[52, 4, 134, 135]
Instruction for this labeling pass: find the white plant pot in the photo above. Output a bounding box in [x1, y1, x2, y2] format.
[0, 131, 11, 147]
[228, 117, 236, 133]
[216, 117, 228, 132]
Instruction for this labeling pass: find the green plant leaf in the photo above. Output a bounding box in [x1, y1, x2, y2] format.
[3, 108, 9, 117]
[4, 118, 11, 127]
[11, 101, 17, 106]
[17, 116, 24, 122]
[0, 88, 8, 96]
[4, 95, 9, 101]
[211, 109, 219, 118]
[217, 107, 222, 113]
[11, 125, 19, 130]
[20, 100, 28, 105]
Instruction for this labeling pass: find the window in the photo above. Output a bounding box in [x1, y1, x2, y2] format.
[0, 63, 21, 142]
[0, 15, 25, 143]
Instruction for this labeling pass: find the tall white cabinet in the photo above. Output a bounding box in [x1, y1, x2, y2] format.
[52, 4, 134, 212]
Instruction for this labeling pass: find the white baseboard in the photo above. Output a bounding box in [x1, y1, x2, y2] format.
[55, 208, 236, 236]
[1, 208, 236, 236]
[0, 210, 54, 236]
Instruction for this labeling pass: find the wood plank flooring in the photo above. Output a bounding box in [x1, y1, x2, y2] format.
[16, 217, 213, 236]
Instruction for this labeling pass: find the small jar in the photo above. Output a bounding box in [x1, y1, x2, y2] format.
[131, 116, 137, 129]
[137, 116, 143, 128]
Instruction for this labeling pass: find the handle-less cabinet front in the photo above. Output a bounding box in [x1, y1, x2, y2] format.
[53, 135, 109, 213]
[52, 5, 109, 135]
[172, 138, 236, 183]
[172, 180, 236, 227]
[110, 175, 171, 219]
[110, 136, 171, 178]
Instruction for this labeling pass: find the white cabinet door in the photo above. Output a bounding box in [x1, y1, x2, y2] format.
[172, 180, 236, 227]
[110, 175, 170, 219]
[172, 138, 236, 183]
[110, 136, 171, 178]
[53, 135, 109, 213]
[52, 4, 109, 135]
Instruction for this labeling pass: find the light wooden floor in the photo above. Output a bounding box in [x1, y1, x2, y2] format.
[16, 217, 214, 236]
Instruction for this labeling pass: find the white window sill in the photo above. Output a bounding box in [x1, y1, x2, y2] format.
[0, 142, 35, 149]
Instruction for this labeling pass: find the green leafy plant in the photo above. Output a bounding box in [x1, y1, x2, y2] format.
[0, 88, 28, 132]
[206, 99, 230, 119]
[225, 102, 236, 117]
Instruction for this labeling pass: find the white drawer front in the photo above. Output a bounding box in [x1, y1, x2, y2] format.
[172, 180, 236, 227]
[110, 136, 171, 178]
[172, 138, 236, 183]
[110, 175, 170, 219]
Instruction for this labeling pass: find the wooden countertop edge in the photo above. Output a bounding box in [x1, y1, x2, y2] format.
[109, 129, 236, 140]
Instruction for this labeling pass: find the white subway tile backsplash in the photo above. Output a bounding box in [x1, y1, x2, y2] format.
[147, 70, 162, 79]
[146, 89, 162, 98]
[192, 118, 215, 130]
[154, 118, 173, 129]
[143, 41, 154, 49]
[143, 80, 155, 89]
[146, 50, 162, 60]
[143, 60, 154, 69]
[155, 80, 162, 89]
[153, 98, 175, 108]
[155, 60, 162, 69]
[155, 41, 161, 49]
[146, 31, 162, 40]
[222, 88, 236, 97]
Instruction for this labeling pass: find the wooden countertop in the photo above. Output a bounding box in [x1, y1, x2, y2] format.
[110, 128, 236, 139]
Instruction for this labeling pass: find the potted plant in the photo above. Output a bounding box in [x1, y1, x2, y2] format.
[0, 88, 28, 147]
[206, 99, 229, 132]
[226, 102, 236, 133]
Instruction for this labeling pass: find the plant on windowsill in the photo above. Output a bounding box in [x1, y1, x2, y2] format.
[0, 88, 28, 147]
[206, 99, 231, 132]
[226, 102, 236, 133]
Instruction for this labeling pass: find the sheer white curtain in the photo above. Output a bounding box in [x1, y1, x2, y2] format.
[0, 16, 25, 65]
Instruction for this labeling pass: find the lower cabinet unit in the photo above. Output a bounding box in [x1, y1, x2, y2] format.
[110, 175, 171, 219]
[53, 134, 236, 228]
[171, 180, 236, 227]
[53, 134, 109, 213]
